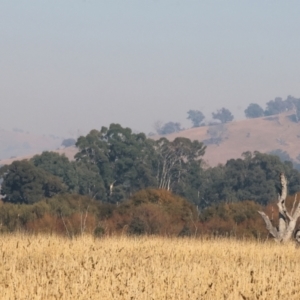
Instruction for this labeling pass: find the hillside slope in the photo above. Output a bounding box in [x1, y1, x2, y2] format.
[165, 112, 300, 166]
[1, 112, 300, 168]
[0, 128, 63, 163]
[0, 146, 78, 166]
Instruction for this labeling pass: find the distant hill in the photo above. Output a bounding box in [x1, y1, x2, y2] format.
[0, 128, 63, 162]
[2, 112, 300, 168]
[164, 111, 300, 167]
[0, 146, 78, 166]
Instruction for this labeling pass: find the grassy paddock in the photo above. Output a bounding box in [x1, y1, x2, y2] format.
[0, 234, 300, 299]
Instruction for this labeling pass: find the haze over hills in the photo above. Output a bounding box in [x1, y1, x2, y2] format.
[0, 128, 63, 163]
[166, 111, 300, 167]
[1, 111, 300, 168]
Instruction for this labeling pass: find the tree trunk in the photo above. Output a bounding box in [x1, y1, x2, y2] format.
[258, 173, 300, 243]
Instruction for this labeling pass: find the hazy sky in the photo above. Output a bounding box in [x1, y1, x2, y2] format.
[1, 1, 300, 137]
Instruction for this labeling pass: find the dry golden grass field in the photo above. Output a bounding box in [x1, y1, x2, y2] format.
[1, 235, 300, 299]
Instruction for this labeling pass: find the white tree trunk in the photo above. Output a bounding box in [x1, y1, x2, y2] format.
[258, 173, 300, 243]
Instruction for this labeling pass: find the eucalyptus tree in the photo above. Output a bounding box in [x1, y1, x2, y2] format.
[75, 124, 158, 202]
[75, 124, 206, 203]
[0, 160, 66, 204]
[212, 108, 234, 123]
[156, 122, 182, 135]
[244, 103, 264, 118]
[264, 97, 287, 116]
[31, 151, 78, 192]
[154, 137, 206, 197]
[187, 110, 205, 127]
[197, 151, 300, 208]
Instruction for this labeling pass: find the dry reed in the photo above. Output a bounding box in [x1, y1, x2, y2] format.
[0, 234, 300, 299]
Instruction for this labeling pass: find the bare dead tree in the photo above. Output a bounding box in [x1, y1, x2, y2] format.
[258, 173, 300, 243]
[155, 139, 178, 190]
[109, 180, 116, 196]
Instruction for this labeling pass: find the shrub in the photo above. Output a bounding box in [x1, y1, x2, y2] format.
[109, 189, 198, 236]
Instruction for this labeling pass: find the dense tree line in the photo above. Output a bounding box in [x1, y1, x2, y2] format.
[185, 95, 300, 131]
[152, 95, 300, 136]
[0, 124, 206, 205]
[186, 108, 234, 129]
[244, 95, 300, 120]
[0, 188, 270, 238]
[1, 124, 300, 209]
[197, 151, 300, 207]
[1, 123, 300, 238]
[158, 106, 235, 135]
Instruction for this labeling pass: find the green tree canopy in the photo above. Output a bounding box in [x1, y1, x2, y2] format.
[187, 110, 205, 127]
[198, 151, 300, 207]
[75, 124, 158, 203]
[212, 108, 234, 123]
[1, 160, 66, 204]
[75, 124, 206, 204]
[30, 151, 106, 199]
[157, 122, 182, 135]
[244, 103, 264, 118]
[154, 137, 206, 203]
[31, 152, 78, 192]
[264, 97, 288, 116]
[61, 138, 76, 147]
[74, 162, 106, 199]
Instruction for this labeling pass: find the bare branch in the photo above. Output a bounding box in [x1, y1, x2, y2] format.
[292, 197, 300, 220]
[258, 211, 278, 239]
[61, 214, 71, 239]
[277, 173, 288, 219]
[291, 194, 298, 216]
[259, 173, 300, 243]
[279, 173, 287, 201]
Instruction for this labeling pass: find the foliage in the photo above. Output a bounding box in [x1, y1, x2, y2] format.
[198, 151, 300, 206]
[187, 110, 205, 127]
[31, 152, 78, 192]
[200, 200, 261, 223]
[269, 149, 292, 163]
[156, 121, 182, 135]
[31, 151, 106, 199]
[199, 200, 265, 237]
[262, 95, 300, 123]
[75, 124, 206, 204]
[2, 121, 300, 239]
[268, 149, 300, 172]
[0, 184, 299, 239]
[0, 160, 66, 204]
[212, 107, 234, 123]
[154, 137, 206, 197]
[111, 189, 198, 235]
[75, 124, 158, 203]
[244, 103, 264, 118]
[61, 138, 76, 147]
[264, 96, 291, 116]
[0, 124, 205, 205]
[0, 193, 114, 234]
[74, 162, 106, 199]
